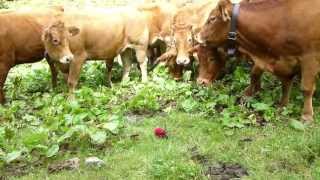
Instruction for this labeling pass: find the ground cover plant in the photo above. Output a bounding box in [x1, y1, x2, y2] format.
[1, 0, 320, 179]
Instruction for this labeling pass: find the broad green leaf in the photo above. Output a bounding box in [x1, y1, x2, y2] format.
[181, 98, 199, 112]
[289, 119, 305, 131]
[90, 131, 107, 145]
[4, 150, 22, 164]
[183, 70, 192, 81]
[33, 144, 48, 154]
[252, 103, 270, 111]
[102, 121, 119, 134]
[46, 144, 59, 158]
[57, 129, 75, 143]
[22, 129, 48, 150]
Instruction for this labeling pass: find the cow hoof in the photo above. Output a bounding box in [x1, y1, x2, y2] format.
[244, 86, 261, 97]
[174, 77, 182, 81]
[52, 82, 57, 89]
[243, 87, 254, 97]
[0, 99, 5, 105]
[301, 114, 314, 123]
[106, 82, 113, 88]
[68, 94, 76, 101]
[277, 102, 288, 108]
[121, 78, 130, 83]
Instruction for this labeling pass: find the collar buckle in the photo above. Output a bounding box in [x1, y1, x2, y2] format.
[228, 31, 237, 41]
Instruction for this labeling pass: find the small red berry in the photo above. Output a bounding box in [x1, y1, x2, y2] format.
[154, 128, 167, 138]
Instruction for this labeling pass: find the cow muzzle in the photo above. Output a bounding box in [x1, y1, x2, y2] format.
[60, 54, 74, 64]
[176, 56, 190, 66]
[197, 77, 211, 85]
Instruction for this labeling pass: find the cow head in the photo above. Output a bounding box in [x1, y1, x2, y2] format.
[190, 45, 226, 85]
[167, 57, 184, 81]
[200, 0, 232, 47]
[154, 48, 183, 81]
[42, 20, 79, 64]
[172, 24, 198, 66]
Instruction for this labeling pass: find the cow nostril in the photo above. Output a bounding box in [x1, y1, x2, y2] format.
[183, 59, 189, 65]
[66, 56, 73, 63]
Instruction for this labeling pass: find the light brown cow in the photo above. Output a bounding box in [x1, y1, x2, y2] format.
[200, 0, 320, 122]
[43, 4, 177, 95]
[0, 7, 63, 104]
[172, 1, 219, 65]
[152, 1, 219, 80]
[161, 0, 247, 65]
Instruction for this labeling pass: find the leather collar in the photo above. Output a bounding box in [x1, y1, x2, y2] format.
[227, 3, 240, 57]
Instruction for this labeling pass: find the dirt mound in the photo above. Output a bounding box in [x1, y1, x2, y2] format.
[205, 163, 248, 180]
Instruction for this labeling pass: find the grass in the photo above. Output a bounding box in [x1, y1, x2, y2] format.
[1, 0, 320, 179]
[6, 112, 320, 180]
[0, 60, 320, 180]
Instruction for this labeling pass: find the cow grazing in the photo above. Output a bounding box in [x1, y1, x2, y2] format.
[189, 45, 226, 85]
[153, 1, 219, 81]
[163, 0, 247, 66]
[200, 0, 320, 122]
[0, 7, 63, 104]
[171, 1, 219, 65]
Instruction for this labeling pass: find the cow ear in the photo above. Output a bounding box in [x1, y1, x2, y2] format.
[218, 0, 231, 22]
[42, 28, 51, 42]
[68, 26, 80, 36]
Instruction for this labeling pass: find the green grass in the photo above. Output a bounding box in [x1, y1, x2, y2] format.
[6, 112, 320, 180]
[0, 60, 320, 180]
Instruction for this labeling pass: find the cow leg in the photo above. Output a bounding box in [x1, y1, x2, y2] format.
[300, 57, 319, 122]
[105, 59, 113, 87]
[0, 63, 10, 104]
[67, 55, 86, 98]
[278, 76, 294, 107]
[45, 54, 58, 88]
[55, 62, 70, 83]
[120, 49, 132, 82]
[135, 49, 148, 82]
[62, 73, 69, 82]
[244, 65, 263, 96]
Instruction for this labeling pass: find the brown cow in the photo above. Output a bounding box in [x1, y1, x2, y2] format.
[172, 1, 219, 65]
[43, 4, 177, 95]
[193, 43, 295, 108]
[153, 1, 219, 80]
[0, 7, 63, 104]
[189, 45, 227, 84]
[160, 0, 248, 66]
[156, 0, 248, 81]
[200, 0, 320, 122]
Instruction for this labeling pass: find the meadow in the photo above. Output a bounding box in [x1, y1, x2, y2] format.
[1, 0, 320, 179]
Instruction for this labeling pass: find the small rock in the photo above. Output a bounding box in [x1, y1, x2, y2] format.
[85, 157, 105, 167]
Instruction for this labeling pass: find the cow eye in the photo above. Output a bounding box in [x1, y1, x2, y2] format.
[209, 16, 216, 23]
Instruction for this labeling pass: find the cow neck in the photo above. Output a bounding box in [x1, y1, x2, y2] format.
[235, 1, 283, 60]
